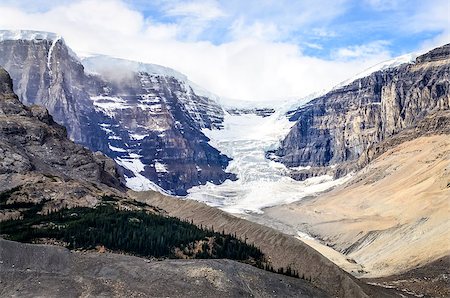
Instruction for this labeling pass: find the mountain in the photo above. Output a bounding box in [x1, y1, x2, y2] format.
[273, 44, 450, 179]
[0, 65, 125, 220]
[0, 30, 234, 195]
[0, 66, 331, 297]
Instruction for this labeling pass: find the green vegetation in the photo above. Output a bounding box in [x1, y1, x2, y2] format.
[0, 198, 304, 280]
[0, 204, 262, 260]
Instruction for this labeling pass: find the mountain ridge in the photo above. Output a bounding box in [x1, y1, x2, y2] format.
[0, 30, 234, 195]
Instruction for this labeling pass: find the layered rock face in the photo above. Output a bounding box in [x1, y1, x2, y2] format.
[83, 61, 233, 195]
[275, 44, 450, 173]
[0, 66, 124, 218]
[0, 31, 232, 195]
[0, 35, 102, 145]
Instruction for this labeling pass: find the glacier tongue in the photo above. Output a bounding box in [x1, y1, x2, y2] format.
[187, 110, 352, 214]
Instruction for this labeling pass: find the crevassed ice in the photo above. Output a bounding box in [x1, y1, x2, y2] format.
[187, 110, 352, 214]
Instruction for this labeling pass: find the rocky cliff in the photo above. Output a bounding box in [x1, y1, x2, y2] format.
[274, 44, 450, 176]
[0, 30, 233, 195]
[0, 66, 125, 219]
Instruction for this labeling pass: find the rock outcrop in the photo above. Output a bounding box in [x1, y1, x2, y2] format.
[0, 66, 124, 219]
[0, 30, 233, 195]
[274, 44, 450, 176]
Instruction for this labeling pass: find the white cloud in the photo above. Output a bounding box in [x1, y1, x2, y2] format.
[164, 0, 225, 21]
[0, 0, 447, 102]
[334, 40, 391, 60]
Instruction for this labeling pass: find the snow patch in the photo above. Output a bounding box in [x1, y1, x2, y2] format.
[129, 133, 149, 140]
[115, 155, 168, 193]
[108, 144, 127, 152]
[46, 36, 61, 75]
[155, 162, 168, 173]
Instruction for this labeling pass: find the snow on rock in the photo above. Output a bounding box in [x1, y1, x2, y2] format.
[333, 53, 420, 90]
[129, 133, 149, 140]
[90, 96, 129, 117]
[82, 55, 222, 108]
[154, 161, 168, 173]
[115, 154, 168, 193]
[108, 144, 127, 152]
[0, 30, 59, 42]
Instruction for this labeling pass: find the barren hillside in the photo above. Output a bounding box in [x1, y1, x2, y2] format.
[264, 134, 450, 278]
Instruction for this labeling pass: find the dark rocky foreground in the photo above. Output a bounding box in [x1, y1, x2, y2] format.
[0, 239, 328, 298]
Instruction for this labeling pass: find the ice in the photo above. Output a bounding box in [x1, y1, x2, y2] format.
[47, 36, 61, 75]
[187, 111, 352, 214]
[0, 30, 80, 62]
[124, 174, 164, 192]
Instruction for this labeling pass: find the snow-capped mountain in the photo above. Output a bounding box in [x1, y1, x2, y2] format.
[274, 44, 450, 180]
[0, 30, 233, 195]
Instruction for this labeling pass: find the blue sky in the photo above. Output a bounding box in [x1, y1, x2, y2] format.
[0, 0, 449, 101]
[125, 0, 449, 58]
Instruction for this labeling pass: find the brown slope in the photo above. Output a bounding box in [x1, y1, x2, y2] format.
[130, 190, 398, 297]
[263, 133, 450, 278]
[0, 239, 328, 298]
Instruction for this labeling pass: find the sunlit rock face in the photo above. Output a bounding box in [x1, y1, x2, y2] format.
[0, 30, 233, 195]
[275, 44, 450, 176]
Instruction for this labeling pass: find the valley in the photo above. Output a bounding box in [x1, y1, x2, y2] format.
[0, 27, 449, 297]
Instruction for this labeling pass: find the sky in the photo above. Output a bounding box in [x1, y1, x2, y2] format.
[0, 0, 448, 101]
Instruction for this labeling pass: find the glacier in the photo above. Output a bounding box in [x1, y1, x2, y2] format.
[187, 109, 352, 214]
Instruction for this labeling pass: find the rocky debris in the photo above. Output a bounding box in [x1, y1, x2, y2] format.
[0, 31, 233, 195]
[226, 107, 276, 117]
[364, 256, 450, 298]
[0, 238, 328, 298]
[274, 44, 450, 177]
[262, 134, 450, 282]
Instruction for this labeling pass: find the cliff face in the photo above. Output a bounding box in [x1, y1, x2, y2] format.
[0, 66, 124, 218]
[83, 66, 233, 195]
[0, 31, 232, 195]
[275, 44, 450, 172]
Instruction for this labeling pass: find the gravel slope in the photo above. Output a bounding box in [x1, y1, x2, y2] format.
[0, 239, 328, 298]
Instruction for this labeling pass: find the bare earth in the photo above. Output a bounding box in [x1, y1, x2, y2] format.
[263, 135, 450, 278]
[0, 239, 328, 298]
